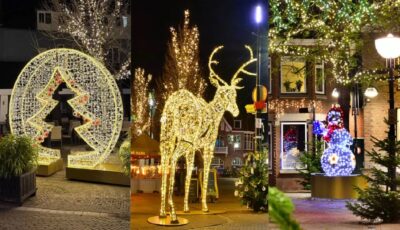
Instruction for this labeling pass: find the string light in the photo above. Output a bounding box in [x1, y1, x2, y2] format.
[268, 99, 322, 118]
[160, 10, 206, 102]
[158, 46, 256, 223]
[269, 0, 374, 84]
[44, 0, 131, 80]
[9, 48, 123, 168]
[313, 105, 355, 176]
[132, 68, 152, 138]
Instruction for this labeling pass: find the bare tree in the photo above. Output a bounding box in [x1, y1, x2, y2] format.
[42, 0, 131, 80]
[131, 68, 151, 139]
[159, 10, 207, 102]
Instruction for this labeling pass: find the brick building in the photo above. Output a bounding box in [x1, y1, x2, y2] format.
[267, 39, 339, 191]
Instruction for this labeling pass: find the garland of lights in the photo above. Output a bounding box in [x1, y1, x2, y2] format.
[158, 46, 256, 223]
[161, 10, 206, 102]
[269, 0, 373, 84]
[313, 104, 355, 176]
[268, 99, 322, 118]
[132, 68, 152, 138]
[9, 48, 123, 169]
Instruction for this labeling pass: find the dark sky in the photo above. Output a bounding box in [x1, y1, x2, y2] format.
[132, 0, 266, 113]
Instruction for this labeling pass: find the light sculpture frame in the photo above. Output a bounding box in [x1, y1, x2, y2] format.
[9, 48, 123, 169]
[158, 46, 256, 224]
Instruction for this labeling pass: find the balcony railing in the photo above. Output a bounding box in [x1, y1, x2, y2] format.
[214, 146, 228, 155]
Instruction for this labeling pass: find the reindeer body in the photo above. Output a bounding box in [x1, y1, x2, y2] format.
[159, 46, 256, 223]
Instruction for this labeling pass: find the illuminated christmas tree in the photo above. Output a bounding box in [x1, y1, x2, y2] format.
[313, 105, 355, 176]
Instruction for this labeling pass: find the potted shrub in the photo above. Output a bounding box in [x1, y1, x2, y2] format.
[283, 80, 292, 92]
[0, 134, 38, 204]
[295, 80, 303, 92]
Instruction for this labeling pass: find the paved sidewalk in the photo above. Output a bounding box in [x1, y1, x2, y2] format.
[269, 193, 400, 230]
[0, 169, 130, 230]
[131, 178, 268, 230]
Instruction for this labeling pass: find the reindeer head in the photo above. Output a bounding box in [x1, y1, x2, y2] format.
[208, 45, 256, 117]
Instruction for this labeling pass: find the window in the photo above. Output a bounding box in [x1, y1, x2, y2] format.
[116, 17, 122, 27]
[45, 13, 52, 24]
[38, 13, 44, 23]
[232, 157, 242, 166]
[108, 48, 120, 64]
[233, 120, 242, 129]
[211, 157, 224, 166]
[243, 133, 253, 150]
[280, 57, 306, 94]
[122, 16, 128, 28]
[280, 122, 307, 170]
[234, 135, 241, 149]
[315, 60, 325, 94]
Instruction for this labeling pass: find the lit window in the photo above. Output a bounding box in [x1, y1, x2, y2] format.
[281, 57, 306, 94]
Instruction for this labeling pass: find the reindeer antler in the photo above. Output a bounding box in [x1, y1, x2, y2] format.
[208, 46, 228, 87]
[231, 45, 257, 89]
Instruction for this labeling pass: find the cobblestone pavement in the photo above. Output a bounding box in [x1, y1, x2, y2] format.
[268, 193, 400, 230]
[0, 169, 130, 230]
[131, 178, 268, 230]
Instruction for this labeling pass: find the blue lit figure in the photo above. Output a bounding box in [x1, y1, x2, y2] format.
[314, 105, 356, 176]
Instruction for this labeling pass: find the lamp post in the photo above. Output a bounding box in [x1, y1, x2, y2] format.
[254, 4, 263, 152]
[375, 33, 400, 191]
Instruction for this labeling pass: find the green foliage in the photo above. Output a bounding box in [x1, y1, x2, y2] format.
[347, 133, 400, 223]
[296, 139, 324, 190]
[118, 135, 131, 176]
[268, 187, 301, 230]
[0, 134, 38, 178]
[235, 151, 268, 212]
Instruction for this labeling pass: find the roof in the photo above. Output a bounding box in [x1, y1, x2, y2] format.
[131, 133, 160, 157]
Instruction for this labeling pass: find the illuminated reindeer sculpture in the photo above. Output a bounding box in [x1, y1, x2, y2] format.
[159, 45, 256, 223]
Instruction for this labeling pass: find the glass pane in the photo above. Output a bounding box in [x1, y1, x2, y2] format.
[281, 57, 306, 93]
[281, 123, 307, 170]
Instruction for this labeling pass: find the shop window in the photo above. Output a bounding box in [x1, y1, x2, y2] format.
[315, 60, 325, 94]
[280, 57, 306, 94]
[280, 122, 307, 170]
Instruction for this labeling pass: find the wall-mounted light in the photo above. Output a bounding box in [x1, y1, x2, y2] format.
[364, 87, 378, 98]
[332, 88, 339, 98]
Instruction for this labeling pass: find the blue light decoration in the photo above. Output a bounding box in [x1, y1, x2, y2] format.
[313, 104, 356, 176]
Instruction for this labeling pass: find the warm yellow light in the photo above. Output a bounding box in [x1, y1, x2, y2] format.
[158, 45, 256, 223]
[9, 48, 123, 168]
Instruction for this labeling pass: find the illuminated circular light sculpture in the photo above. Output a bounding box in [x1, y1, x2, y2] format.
[153, 46, 256, 225]
[9, 48, 123, 169]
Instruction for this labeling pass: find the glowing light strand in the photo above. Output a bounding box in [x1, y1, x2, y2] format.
[9, 48, 123, 168]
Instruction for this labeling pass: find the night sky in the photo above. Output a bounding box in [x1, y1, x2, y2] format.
[132, 0, 266, 110]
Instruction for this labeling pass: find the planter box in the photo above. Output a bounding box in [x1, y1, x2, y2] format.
[0, 170, 37, 205]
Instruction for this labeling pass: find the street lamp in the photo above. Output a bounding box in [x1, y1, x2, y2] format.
[254, 4, 264, 152]
[375, 33, 400, 191]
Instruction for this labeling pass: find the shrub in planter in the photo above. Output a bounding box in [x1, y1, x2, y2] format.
[0, 134, 38, 204]
[118, 135, 131, 176]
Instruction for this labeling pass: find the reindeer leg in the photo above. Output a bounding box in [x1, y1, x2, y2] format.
[202, 150, 212, 212]
[159, 154, 169, 218]
[168, 156, 179, 223]
[183, 149, 195, 213]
